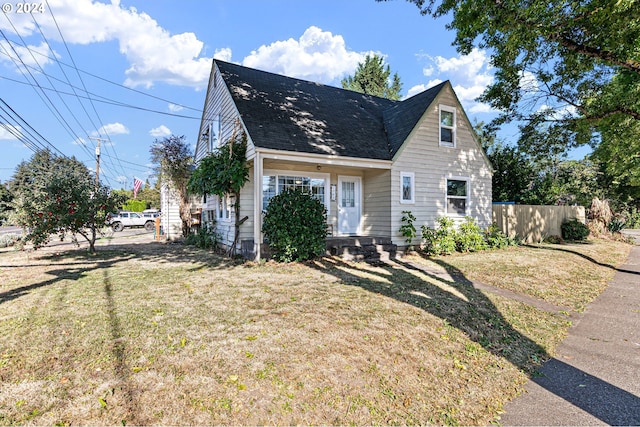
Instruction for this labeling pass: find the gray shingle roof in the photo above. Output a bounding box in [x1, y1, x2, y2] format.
[215, 60, 445, 160]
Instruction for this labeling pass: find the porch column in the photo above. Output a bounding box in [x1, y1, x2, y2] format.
[253, 152, 263, 261]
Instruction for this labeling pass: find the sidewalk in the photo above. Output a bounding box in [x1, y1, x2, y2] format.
[501, 233, 640, 426]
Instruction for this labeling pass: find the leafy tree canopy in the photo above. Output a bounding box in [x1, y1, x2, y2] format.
[341, 54, 403, 100]
[10, 150, 124, 253]
[0, 181, 13, 225]
[150, 135, 193, 237]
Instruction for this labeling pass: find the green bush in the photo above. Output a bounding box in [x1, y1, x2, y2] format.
[456, 216, 488, 252]
[421, 216, 457, 255]
[122, 199, 147, 212]
[420, 217, 517, 256]
[624, 207, 640, 229]
[262, 188, 327, 262]
[561, 218, 590, 241]
[485, 223, 518, 249]
[185, 223, 219, 250]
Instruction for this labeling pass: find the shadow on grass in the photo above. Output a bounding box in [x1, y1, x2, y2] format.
[524, 244, 640, 275]
[102, 268, 145, 425]
[309, 255, 640, 425]
[0, 241, 233, 306]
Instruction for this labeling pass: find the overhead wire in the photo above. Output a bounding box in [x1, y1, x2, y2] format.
[37, 3, 124, 184]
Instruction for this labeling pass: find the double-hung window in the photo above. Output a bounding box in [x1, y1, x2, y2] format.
[439, 105, 456, 147]
[400, 172, 415, 204]
[446, 178, 468, 215]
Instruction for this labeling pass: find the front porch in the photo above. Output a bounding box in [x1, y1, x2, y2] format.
[250, 149, 394, 261]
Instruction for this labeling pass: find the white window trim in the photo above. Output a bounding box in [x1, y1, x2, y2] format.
[445, 176, 469, 217]
[263, 169, 331, 215]
[400, 171, 415, 204]
[439, 104, 456, 148]
[216, 194, 233, 223]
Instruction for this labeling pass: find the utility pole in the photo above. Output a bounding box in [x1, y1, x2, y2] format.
[89, 137, 108, 187]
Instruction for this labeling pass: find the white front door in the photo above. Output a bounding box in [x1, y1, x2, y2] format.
[338, 176, 361, 235]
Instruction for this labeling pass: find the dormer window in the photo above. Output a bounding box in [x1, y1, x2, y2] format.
[439, 105, 456, 147]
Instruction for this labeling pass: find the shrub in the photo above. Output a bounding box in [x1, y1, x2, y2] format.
[399, 210, 417, 245]
[421, 216, 457, 255]
[0, 233, 20, 248]
[122, 199, 147, 212]
[185, 223, 219, 250]
[561, 218, 590, 241]
[485, 223, 516, 249]
[262, 188, 327, 262]
[455, 216, 488, 252]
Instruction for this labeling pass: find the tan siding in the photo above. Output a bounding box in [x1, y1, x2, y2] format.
[391, 86, 492, 245]
[361, 169, 391, 236]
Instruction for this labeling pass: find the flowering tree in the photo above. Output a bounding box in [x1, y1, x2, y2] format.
[11, 150, 124, 253]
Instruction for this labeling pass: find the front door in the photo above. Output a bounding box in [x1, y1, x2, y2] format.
[338, 176, 361, 235]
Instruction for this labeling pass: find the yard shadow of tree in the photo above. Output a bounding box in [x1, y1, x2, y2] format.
[309, 256, 640, 425]
[525, 243, 640, 275]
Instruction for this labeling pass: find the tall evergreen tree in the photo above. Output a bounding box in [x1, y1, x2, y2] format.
[341, 54, 403, 100]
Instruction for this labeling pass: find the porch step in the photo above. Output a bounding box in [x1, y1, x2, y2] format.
[326, 237, 397, 263]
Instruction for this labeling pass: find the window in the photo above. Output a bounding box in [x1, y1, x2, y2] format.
[400, 172, 415, 204]
[446, 179, 468, 215]
[439, 105, 456, 147]
[217, 194, 232, 220]
[262, 172, 328, 212]
[209, 115, 220, 152]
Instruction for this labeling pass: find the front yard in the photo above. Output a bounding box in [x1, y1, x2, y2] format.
[0, 237, 631, 425]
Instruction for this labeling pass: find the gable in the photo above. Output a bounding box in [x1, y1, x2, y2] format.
[392, 83, 492, 172]
[383, 81, 447, 157]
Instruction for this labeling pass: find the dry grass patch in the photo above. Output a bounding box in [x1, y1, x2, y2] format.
[419, 238, 631, 312]
[0, 237, 628, 425]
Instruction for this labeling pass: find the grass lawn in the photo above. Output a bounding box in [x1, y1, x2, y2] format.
[0, 237, 631, 425]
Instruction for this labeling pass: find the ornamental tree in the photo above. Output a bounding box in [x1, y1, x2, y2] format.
[188, 131, 250, 255]
[11, 150, 124, 253]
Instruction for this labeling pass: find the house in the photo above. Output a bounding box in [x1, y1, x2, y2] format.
[189, 59, 492, 260]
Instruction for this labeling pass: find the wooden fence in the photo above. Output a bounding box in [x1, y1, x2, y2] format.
[492, 204, 586, 243]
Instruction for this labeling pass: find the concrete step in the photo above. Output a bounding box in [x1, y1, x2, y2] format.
[326, 238, 397, 263]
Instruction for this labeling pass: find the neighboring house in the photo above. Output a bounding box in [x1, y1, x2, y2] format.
[160, 182, 182, 239]
[193, 59, 492, 259]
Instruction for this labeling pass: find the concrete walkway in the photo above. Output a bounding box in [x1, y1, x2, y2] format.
[501, 232, 640, 426]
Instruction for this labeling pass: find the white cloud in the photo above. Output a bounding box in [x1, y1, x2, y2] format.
[418, 48, 495, 113]
[214, 47, 233, 62]
[94, 122, 129, 136]
[0, 41, 58, 71]
[149, 125, 171, 137]
[242, 26, 370, 84]
[2, 0, 212, 89]
[0, 124, 22, 140]
[168, 103, 184, 112]
[71, 137, 86, 145]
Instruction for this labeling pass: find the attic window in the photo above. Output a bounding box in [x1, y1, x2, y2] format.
[439, 105, 456, 147]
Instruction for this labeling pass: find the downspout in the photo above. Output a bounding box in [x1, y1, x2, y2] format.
[253, 152, 263, 261]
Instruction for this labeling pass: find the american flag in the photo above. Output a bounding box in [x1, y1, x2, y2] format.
[133, 178, 143, 199]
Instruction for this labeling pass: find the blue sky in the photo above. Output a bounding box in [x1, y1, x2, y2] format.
[0, 0, 503, 188]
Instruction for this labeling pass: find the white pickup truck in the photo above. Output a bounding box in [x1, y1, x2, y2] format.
[108, 211, 158, 232]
